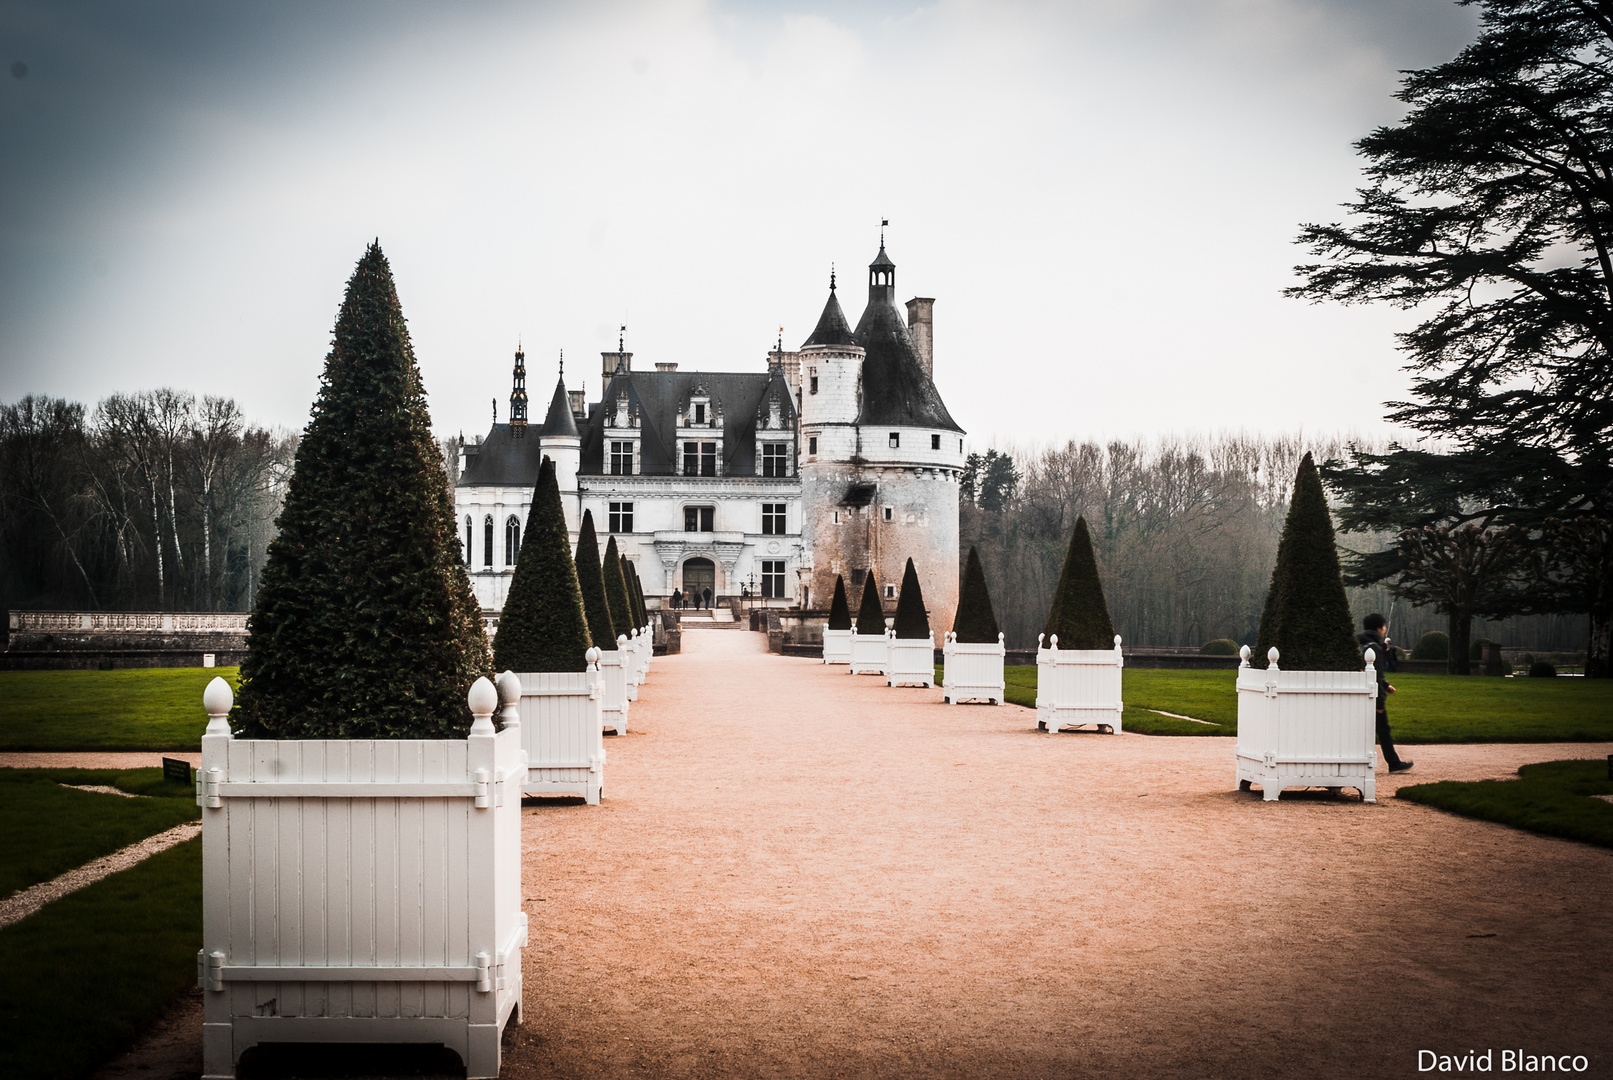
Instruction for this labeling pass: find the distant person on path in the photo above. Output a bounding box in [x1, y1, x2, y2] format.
[672, 588, 683, 611]
[702, 587, 712, 609]
[1359, 613, 1412, 773]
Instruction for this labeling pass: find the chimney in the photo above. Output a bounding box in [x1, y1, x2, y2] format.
[655, 362, 679, 372]
[905, 297, 934, 378]
[602, 350, 632, 384]
[568, 389, 585, 421]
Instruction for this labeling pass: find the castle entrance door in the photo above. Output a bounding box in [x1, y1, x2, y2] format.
[682, 558, 715, 608]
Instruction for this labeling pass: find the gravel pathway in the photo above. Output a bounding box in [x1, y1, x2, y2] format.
[0, 820, 201, 931]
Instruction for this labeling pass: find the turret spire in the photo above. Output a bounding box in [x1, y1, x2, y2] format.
[509, 343, 529, 438]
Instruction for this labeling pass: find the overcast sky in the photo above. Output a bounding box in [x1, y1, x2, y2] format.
[0, 0, 1481, 448]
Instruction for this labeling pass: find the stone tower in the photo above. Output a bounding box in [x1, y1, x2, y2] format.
[798, 244, 964, 636]
[537, 365, 581, 535]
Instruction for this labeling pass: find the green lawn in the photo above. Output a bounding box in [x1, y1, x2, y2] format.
[1, 768, 200, 898]
[0, 666, 234, 751]
[0, 837, 202, 1080]
[942, 666, 1613, 742]
[1396, 759, 1613, 849]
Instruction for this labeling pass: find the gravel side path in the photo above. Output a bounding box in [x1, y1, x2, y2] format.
[0, 819, 202, 931]
[0, 751, 201, 770]
[504, 629, 1613, 1080]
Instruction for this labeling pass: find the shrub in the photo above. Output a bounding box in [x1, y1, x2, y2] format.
[574, 510, 617, 650]
[1255, 452, 1359, 671]
[953, 546, 1001, 644]
[1200, 638, 1240, 656]
[855, 572, 885, 635]
[492, 457, 593, 673]
[827, 575, 852, 631]
[1529, 660, 1558, 678]
[1412, 630, 1450, 660]
[1043, 516, 1115, 649]
[233, 242, 490, 739]
[601, 536, 634, 642]
[892, 558, 930, 639]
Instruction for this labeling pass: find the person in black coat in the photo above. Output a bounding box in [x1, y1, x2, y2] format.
[1359, 614, 1413, 773]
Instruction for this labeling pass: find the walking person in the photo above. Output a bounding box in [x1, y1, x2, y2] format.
[1358, 614, 1413, 773]
[672, 587, 683, 611]
[702, 587, 712, 610]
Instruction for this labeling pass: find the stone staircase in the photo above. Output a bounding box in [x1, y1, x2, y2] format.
[676, 606, 740, 629]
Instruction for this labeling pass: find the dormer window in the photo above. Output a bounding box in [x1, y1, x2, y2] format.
[695, 402, 706, 425]
[610, 441, 634, 475]
[683, 441, 717, 476]
[761, 443, 789, 477]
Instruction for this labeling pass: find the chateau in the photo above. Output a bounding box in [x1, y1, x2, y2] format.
[454, 239, 966, 635]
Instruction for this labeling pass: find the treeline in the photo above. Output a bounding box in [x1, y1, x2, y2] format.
[960, 434, 1590, 653]
[0, 393, 297, 612]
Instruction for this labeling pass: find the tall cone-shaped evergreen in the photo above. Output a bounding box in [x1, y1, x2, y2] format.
[574, 510, 616, 650]
[827, 575, 852, 630]
[953, 546, 1001, 643]
[623, 556, 646, 628]
[234, 243, 490, 738]
[1255, 452, 1361, 671]
[1043, 516, 1116, 650]
[855, 571, 886, 635]
[602, 535, 634, 640]
[892, 558, 931, 639]
[492, 457, 593, 672]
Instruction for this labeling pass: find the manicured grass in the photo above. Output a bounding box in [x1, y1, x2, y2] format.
[956, 666, 1613, 742]
[0, 837, 202, 1080]
[1396, 759, 1613, 849]
[0, 666, 234, 751]
[0, 768, 200, 897]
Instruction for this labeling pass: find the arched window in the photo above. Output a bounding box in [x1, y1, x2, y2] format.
[464, 516, 472, 563]
[483, 515, 494, 569]
[505, 516, 520, 565]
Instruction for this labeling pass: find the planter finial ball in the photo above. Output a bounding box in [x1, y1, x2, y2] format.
[467, 676, 498, 734]
[585, 646, 602, 666]
[1113, 634, 1123, 648]
[495, 670, 522, 706]
[1050, 634, 1059, 650]
[1239, 645, 1251, 662]
[1267, 646, 1280, 665]
[202, 676, 233, 735]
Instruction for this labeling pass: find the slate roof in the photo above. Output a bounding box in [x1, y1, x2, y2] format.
[578, 367, 798, 477]
[457, 424, 544, 488]
[801, 284, 858, 348]
[539, 375, 578, 438]
[852, 253, 962, 433]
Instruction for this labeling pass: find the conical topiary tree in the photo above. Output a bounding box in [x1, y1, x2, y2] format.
[827, 575, 852, 630]
[623, 556, 646, 629]
[234, 242, 491, 739]
[1043, 515, 1115, 650]
[575, 509, 616, 651]
[892, 558, 930, 639]
[1255, 452, 1361, 671]
[953, 546, 1001, 643]
[855, 571, 885, 635]
[602, 535, 634, 641]
[492, 457, 593, 672]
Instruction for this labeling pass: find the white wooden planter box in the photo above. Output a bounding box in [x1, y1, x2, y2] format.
[1235, 646, 1377, 803]
[598, 642, 631, 734]
[1036, 634, 1124, 733]
[886, 632, 935, 687]
[848, 631, 889, 676]
[511, 650, 605, 804]
[822, 628, 852, 665]
[198, 676, 525, 1080]
[942, 633, 1005, 704]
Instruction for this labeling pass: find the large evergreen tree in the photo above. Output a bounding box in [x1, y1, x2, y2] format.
[953, 546, 1001, 644]
[1256, 453, 1361, 671]
[892, 558, 930, 639]
[234, 243, 490, 738]
[827, 575, 852, 630]
[574, 509, 616, 650]
[1043, 516, 1115, 650]
[602, 535, 634, 640]
[622, 555, 646, 629]
[855, 572, 885, 635]
[492, 457, 593, 673]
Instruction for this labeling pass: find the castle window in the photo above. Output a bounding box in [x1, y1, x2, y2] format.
[885, 584, 896, 599]
[832, 510, 840, 525]
[464, 516, 472, 563]
[761, 443, 788, 477]
[883, 506, 894, 522]
[888, 432, 900, 448]
[609, 501, 634, 533]
[931, 434, 941, 450]
[483, 516, 494, 568]
[809, 436, 817, 456]
[762, 503, 786, 535]
[761, 560, 786, 599]
[609, 441, 634, 475]
[684, 441, 716, 476]
[809, 375, 818, 394]
[694, 402, 706, 425]
[684, 505, 715, 532]
[505, 516, 520, 565]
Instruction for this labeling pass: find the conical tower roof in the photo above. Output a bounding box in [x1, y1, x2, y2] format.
[540, 372, 578, 438]
[802, 271, 857, 348]
[853, 243, 961, 432]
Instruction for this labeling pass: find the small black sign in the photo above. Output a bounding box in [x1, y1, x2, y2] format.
[162, 757, 192, 785]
